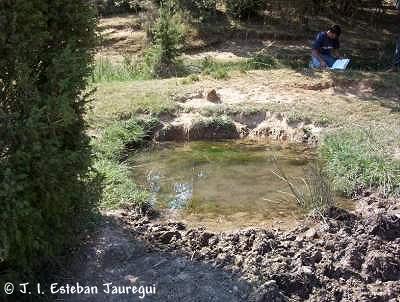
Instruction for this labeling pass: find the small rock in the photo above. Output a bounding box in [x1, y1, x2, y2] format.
[366, 214, 400, 240]
[198, 232, 214, 247]
[234, 255, 244, 267]
[167, 221, 186, 231]
[206, 89, 221, 103]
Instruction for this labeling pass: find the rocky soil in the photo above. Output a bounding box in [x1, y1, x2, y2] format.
[109, 193, 400, 302]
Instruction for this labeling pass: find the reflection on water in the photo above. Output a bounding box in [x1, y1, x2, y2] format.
[129, 140, 350, 231]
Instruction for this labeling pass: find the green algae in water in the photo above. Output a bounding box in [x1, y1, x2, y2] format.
[129, 140, 332, 230]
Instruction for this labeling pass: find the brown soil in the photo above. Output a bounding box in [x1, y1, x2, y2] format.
[63, 194, 400, 301]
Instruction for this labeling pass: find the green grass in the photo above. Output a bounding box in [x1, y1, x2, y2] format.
[90, 81, 178, 127]
[315, 112, 334, 127]
[197, 115, 235, 128]
[181, 74, 200, 84]
[92, 56, 151, 83]
[93, 117, 153, 209]
[197, 54, 278, 79]
[92, 51, 280, 84]
[320, 127, 400, 197]
[286, 111, 308, 124]
[94, 158, 149, 210]
[94, 119, 145, 160]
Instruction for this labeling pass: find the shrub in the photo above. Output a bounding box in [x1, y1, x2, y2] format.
[0, 0, 98, 280]
[225, 0, 266, 19]
[144, 0, 186, 77]
[320, 128, 400, 196]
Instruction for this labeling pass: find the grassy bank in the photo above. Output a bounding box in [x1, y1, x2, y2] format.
[320, 126, 400, 197]
[92, 117, 160, 209]
[91, 53, 281, 83]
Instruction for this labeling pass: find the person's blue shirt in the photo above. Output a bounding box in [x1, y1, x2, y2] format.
[312, 31, 340, 56]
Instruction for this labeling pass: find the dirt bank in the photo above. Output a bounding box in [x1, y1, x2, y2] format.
[154, 110, 321, 145]
[107, 193, 400, 301]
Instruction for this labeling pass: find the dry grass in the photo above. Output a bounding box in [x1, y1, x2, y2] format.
[91, 68, 400, 131]
[89, 79, 179, 127]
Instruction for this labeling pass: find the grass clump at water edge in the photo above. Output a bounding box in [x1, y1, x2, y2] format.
[273, 161, 336, 217]
[319, 127, 400, 197]
[93, 117, 158, 210]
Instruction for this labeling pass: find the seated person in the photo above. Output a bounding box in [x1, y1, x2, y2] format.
[310, 25, 342, 69]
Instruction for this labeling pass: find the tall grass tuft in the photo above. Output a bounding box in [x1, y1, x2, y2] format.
[92, 56, 151, 83]
[273, 161, 335, 216]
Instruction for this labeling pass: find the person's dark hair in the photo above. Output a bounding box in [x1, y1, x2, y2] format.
[330, 25, 342, 37]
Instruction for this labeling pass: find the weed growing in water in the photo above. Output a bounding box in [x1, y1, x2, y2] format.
[273, 161, 335, 217]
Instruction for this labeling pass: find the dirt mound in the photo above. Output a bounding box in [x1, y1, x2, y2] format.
[117, 195, 400, 301]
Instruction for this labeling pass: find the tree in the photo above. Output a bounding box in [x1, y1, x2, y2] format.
[0, 0, 99, 281]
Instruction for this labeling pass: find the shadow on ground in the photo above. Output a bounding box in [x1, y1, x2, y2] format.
[57, 215, 254, 302]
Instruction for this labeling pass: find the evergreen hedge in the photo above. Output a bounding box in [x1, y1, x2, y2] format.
[0, 0, 99, 281]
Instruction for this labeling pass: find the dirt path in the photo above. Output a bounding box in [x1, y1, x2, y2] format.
[59, 215, 254, 302]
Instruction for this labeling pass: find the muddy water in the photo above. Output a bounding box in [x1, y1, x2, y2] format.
[129, 140, 351, 231]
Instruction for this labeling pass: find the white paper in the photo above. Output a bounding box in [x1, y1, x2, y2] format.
[330, 59, 350, 70]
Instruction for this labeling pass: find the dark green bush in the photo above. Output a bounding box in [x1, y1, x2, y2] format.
[0, 0, 99, 280]
[225, 0, 266, 19]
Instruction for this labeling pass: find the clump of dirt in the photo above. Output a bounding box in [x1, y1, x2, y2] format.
[115, 193, 400, 301]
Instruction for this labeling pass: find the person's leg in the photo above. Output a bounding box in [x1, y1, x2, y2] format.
[311, 56, 321, 68]
[395, 37, 400, 66]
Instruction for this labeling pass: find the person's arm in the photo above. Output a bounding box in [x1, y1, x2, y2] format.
[332, 48, 340, 59]
[312, 33, 327, 68]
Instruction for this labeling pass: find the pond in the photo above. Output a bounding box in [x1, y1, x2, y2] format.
[129, 140, 351, 231]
